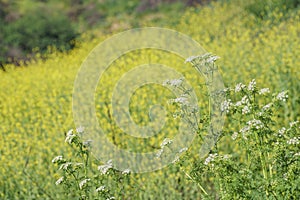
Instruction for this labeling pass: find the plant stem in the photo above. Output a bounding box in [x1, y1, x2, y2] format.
[182, 169, 209, 196]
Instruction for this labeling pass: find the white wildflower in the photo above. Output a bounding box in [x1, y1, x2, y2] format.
[96, 186, 106, 192]
[122, 169, 131, 175]
[204, 153, 217, 165]
[222, 154, 231, 160]
[59, 162, 72, 170]
[276, 91, 288, 102]
[66, 129, 73, 136]
[258, 88, 270, 95]
[163, 78, 184, 87]
[262, 103, 272, 111]
[247, 79, 256, 91]
[156, 149, 164, 158]
[160, 138, 172, 147]
[242, 105, 251, 115]
[65, 129, 76, 144]
[247, 119, 264, 129]
[98, 160, 113, 175]
[287, 137, 299, 145]
[294, 152, 300, 157]
[235, 83, 246, 93]
[240, 126, 250, 133]
[178, 147, 188, 154]
[283, 173, 288, 181]
[185, 53, 219, 64]
[79, 178, 90, 189]
[206, 55, 220, 63]
[172, 155, 180, 164]
[76, 126, 84, 133]
[223, 87, 231, 92]
[185, 55, 198, 63]
[278, 127, 286, 135]
[52, 155, 63, 163]
[55, 176, 64, 185]
[289, 121, 299, 128]
[98, 165, 111, 175]
[173, 95, 189, 105]
[221, 99, 232, 113]
[235, 100, 242, 107]
[241, 95, 249, 105]
[231, 132, 238, 140]
[106, 197, 115, 200]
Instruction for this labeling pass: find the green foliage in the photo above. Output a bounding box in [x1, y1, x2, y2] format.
[52, 128, 130, 199]
[183, 75, 300, 199]
[2, 5, 77, 61]
[246, 0, 300, 21]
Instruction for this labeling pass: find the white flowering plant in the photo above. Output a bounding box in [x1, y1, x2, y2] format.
[51, 53, 299, 199]
[176, 55, 300, 199]
[52, 128, 131, 200]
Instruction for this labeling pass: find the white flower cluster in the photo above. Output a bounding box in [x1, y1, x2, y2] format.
[262, 103, 272, 111]
[258, 88, 270, 95]
[59, 162, 72, 170]
[278, 127, 286, 136]
[160, 138, 173, 147]
[172, 94, 189, 105]
[76, 126, 84, 133]
[178, 147, 188, 154]
[185, 53, 220, 64]
[122, 168, 131, 175]
[235, 96, 249, 107]
[185, 55, 199, 63]
[55, 176, 64, 185]
[239, 126, 250, 139]
[235, 83, 246, 93]
[156, 138, 173, 158]
[96, 185, 106, 192]
[156, 148, 164, 158]
[287, 137, 300, 145]
[98, 160, 113, 175]
[242, 105, 251, 115]
[247, 119, 264, 130]
[276, 91, 288, 102]
[172, 155, 180, 164]
[163, 78, 184, 87]
[231, 132, 238, 140]
[65, 129, 76, 144]
[52, 155, 63, 163]
[79, 178, 90, 189]
[247, 79, 256, 92]
[206, 55, 220, 63]
[204, 153, 217, 165]
[221, 99, 232, 113]
[294, 152, 300, 157]
[289, 121, 299, 128]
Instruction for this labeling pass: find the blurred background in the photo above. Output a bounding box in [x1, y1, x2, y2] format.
[0, 0, 213, 68]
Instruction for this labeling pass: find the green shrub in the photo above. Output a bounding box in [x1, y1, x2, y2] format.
[2, 4, 77, 65]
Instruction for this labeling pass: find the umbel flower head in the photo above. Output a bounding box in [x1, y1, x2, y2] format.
[185, 53, 220, 64]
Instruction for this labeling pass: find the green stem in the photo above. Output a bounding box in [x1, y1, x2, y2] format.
[182, 169, 209, 196]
